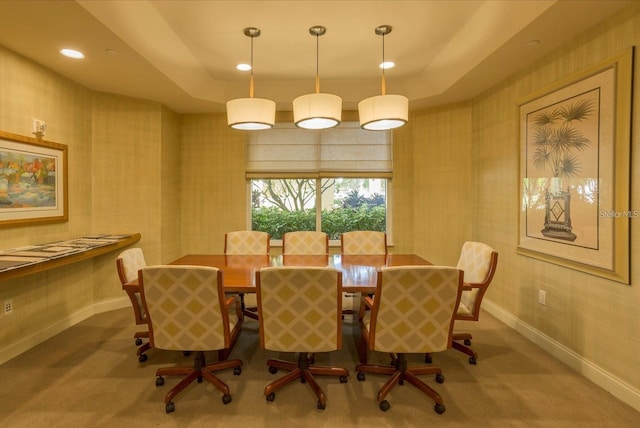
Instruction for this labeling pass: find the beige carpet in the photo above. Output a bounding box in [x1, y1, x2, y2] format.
[0, 307, 637, 427]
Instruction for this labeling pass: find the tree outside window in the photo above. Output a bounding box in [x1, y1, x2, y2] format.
[251, 178, 387, 240]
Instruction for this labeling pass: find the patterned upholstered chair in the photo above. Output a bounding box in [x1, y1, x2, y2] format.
[257, 266, 349, 409]
[139, 265, 243, 414]
[355, 266, 463, 414]
[340, 231, 388, 317]
[282, 231, 329, 255]
[224, 230, 270, 255]
[340, 231, 387, 255]
[116, 248, 151, 362]
[441, 241, 498, 365]
[224, 230, 270, 320]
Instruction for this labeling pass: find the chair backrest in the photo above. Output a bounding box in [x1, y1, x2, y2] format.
[116, 247, 147, 284]
[139, 265, 231, 351]
[368, 266, 463, 354]
[340, 231, 387, 255]
[224, 231, 270, 255]
[257, 266, 342, 353]
[282, 231, 329, 255]
[455, 241, 498, 321]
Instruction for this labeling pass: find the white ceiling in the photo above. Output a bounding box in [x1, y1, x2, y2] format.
[0, 1, 632, 113]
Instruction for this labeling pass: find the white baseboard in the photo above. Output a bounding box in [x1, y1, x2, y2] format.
[483, 299, 640, 413]
[0, 297, 130, 365]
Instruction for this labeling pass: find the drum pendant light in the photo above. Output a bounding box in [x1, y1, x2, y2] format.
[358, 25, 408, 131]
[227, 27, 276, 130]
[293, 26, 342, 130]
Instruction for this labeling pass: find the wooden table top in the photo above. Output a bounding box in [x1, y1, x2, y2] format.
[168, 253, 430, 293]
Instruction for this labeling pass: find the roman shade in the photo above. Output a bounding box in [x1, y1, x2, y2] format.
[246, 122, 392, 178]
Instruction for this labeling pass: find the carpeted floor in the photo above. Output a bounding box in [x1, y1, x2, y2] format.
[0, 307, 637, 427]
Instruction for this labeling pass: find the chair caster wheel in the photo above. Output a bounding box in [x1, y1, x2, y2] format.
[469, 357, 477, 365]
[182, 351, 191, 357]
[222, 394, 232, 405]
[379, 400, 390, 412]
[300, 377, 306, 383]
[339, 375, 348, 383]
[435, 373, 445, 384]
[266, 392, 275, 402]
[268, 366, 278, 374]
[434, 403, 446, 414]
[234, 367, 242, 375]
[317, 401, 326, 410]
[424, 354, 432, 364]
[464, 339, 472, 346]
[357, 372, 365, 381]
[138, 353, 148, 362]
[135, 338, 143, 346]
[155, 377, 164, 387]
[165, 401, 175, 413]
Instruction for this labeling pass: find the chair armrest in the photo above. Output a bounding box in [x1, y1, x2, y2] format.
[224, 295, 236, 308]
[461, 283, 475, 292]
[225, 295, 243, 321]
[463, 280, 488, 290]
[357, 295, 375, 319]
[122, 283, 140, 293]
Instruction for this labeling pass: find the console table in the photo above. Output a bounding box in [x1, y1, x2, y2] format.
[0, 233, 141, 281]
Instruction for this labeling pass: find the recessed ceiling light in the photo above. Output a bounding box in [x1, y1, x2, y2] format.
[60, 48, 85, 59]
[379, 61, 395, 70]
[105, 48, 119, 55]
[236, 63, 251, 71]
[525, 40, 540, 47]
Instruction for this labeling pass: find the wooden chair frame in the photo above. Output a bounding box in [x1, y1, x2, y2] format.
[355, 268, 463, 414]
[116, 252, 150, 362]
[140, 267, 243, 413]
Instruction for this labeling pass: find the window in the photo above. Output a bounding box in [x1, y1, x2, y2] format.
[251, 178, 387, 240]
[247, 123, 392, 242]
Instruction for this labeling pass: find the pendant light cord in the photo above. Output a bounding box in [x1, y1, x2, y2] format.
[381, 32, 386, 96]
[315, 32, 320, 94]
[249, 34, 255, 98]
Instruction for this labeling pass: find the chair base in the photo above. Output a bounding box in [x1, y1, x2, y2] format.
[264, 353, 348, 409]
[238, 293, 259, 320]
[452, 332, 478, 364]
[134, 330, 149, 342]
[243, 308, 259, 320]
[134, 330, 151, 362]
[356, 353, 446, 413]
[425, 332, 478, 364]
[155, 350, 242, 413]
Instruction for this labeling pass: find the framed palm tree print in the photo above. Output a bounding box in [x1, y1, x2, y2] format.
[517, 48, 633, 284]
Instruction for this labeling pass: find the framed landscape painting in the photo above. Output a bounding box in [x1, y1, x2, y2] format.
[0, 130, 68, 227]
[517, 48, 633, 284]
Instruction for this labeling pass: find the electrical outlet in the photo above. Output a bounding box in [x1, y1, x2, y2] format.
[32, 118, 46, 136]
[538, 290, 547, 306]
[4, 300, 13, 315]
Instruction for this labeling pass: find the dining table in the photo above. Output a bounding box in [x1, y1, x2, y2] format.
[164, 253, 431, 293]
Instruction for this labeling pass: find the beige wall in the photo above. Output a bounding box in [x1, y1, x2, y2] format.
[0, 47, 180, 359]
[0, 45, 97, 354]
[469, 3, 640, 401]
[0, 2, 638, 410]
[411, 102, 473, 264]
[179, 114, 247, 253]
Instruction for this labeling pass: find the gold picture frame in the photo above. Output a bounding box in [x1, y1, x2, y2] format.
[517, 48, 633, 284]
[0, 130, 68, 227]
